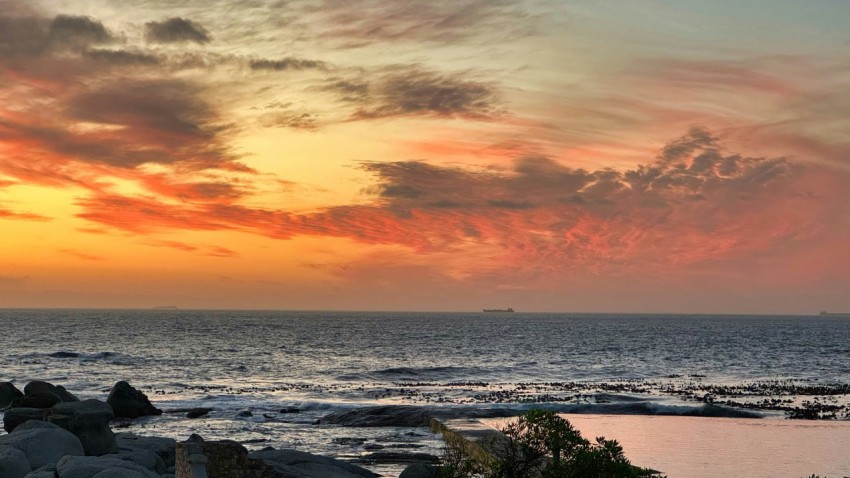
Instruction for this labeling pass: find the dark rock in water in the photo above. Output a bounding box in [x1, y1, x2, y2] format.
[110, 417, 132, 428]
[0, 445, 30, 478]
[0, 420, 85, 471]
[237, 410, 253, 418]
[3, 407, 48, 433]
[358, 451, 440, 464]
[48, 351, 80, 359]
[186, 407, 213, 419]
[0, 382, 23, 409]
[251, 448, 378, 478]
[107, 381, 162, 419]
[400, 463, 440, 478]
[116, 433, 176, 469]
[14, 392, 61, 409]
[22, 381, 79, 403]
[55, 454, 161, 478]
[319, 405, 432, 427]
[279, 407, 300, 414]
[49, 399, 117, 456]
[185, 437, 281, 478]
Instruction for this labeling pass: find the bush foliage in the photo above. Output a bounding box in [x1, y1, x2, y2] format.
[440, 410, 660, 478]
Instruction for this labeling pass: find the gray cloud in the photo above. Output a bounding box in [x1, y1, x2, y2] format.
[83, 48, 161, 65]
[327, 68, 501, 119]
[145, 17, 211, 44]
[49, 15, 115, 49]
[249, 57, 326, 71]
[301, 0, 533, 48]
[260, 111, 318, 130]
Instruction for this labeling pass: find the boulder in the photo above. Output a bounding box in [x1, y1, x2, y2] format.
[0, 445, 31, 478]
[318, 405, 432, 427]
[50, 400, 118, 456]
[15, 392, 61, 409]
[0, 382, 23, 409]
[251, 449, 378, 478]
[0, 420, 85, 470]
[400, 463, 440, 478]
[112, 449, 167, 474]
[115, 433, 176, 468]
[55, 455, 161, 478]
[23, 381, 79, 403]
[106, 382, 162, 419]
[3, 408, 49, 433]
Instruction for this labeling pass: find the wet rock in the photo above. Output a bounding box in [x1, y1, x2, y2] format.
[251, 448, 378, 478]
[237, 410, 253, 417]
[0, 420, 85, 470]
[49, 400, 117, 456]
[186, 408, 212, 419]
[3, 408, 49, 433]
[399, 463, 440, 478]
[0, 382, 23, 409]
[106, 382, 162, 419]
[318, 405, 432, 427]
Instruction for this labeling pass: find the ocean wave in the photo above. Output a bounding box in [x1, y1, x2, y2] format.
[47, 351, 123, 361]
[338, 365, 506, 382]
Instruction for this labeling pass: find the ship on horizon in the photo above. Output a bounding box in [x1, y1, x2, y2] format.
[819, 311, 850, 317]
[483, 307, 515, 313]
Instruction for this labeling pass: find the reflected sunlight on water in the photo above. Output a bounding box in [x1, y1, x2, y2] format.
[561, 414, 850, 478]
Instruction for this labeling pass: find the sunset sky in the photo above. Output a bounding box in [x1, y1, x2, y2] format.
[1, 0, 848, 313]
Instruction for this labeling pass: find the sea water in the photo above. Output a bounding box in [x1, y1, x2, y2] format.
[1, 309, 849, 476]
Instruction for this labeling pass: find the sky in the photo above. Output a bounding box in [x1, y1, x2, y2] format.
[0, 0, 848, 313]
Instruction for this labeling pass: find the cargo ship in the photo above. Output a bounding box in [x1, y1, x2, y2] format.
[482, 308, 515, 313]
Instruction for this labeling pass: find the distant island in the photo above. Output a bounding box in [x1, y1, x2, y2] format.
[483, 308, 515, 313]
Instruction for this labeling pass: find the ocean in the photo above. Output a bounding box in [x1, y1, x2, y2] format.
[1, 309, 849, 476]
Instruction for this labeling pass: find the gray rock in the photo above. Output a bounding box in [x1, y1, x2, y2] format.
[319, 406, 432, 427]
[0, 382, 24, 409]
[3, 408, 49, 433]
[50, 400, 117, 456]
[115, 433, 176, 468]
[55, 455, 160, 478]
[400, 463, 440, 478]
[15, 393, 61, 409]
[23, 381, 78, 403]
[112, 449, 167, 474]
[251, 448, 377, 478]
[106, 382, 161, 419]
[24, 467, 58, 478]
[0, 420, 85, 470]
[0, 445, 31, 478]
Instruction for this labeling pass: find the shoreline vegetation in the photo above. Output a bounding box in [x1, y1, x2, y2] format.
[2, 380, 849, 477]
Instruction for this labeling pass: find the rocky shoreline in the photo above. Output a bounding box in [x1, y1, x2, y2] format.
[0, 380, 447, 478]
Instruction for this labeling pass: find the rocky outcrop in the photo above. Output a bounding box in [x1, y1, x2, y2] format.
[106, 382, 162, 419]
[49, 400, 118, 456]
[250, 449, 378, 478]
[0, 420, 85, 471]
[0, 382, 23, 409]
[318, 405, 432, 427]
